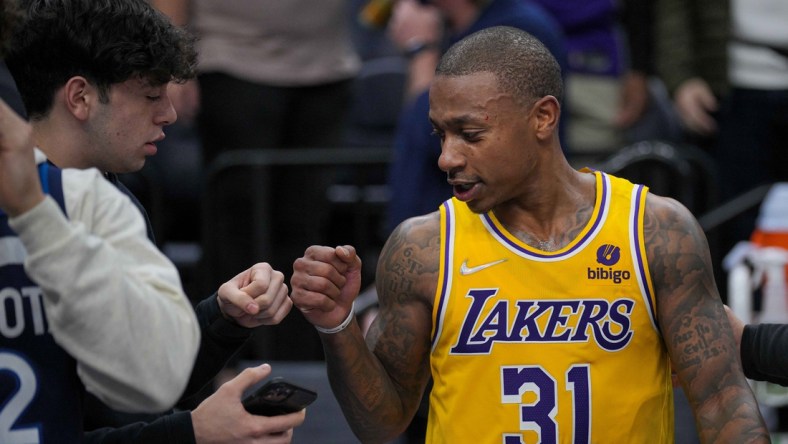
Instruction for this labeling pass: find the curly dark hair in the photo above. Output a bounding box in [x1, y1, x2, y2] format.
[4, 0, 197, 120]
[436, 26, 563, 108]
[0, 0, 23, 57]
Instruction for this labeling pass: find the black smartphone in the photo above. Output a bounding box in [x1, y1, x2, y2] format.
[242, 377, 318, 416]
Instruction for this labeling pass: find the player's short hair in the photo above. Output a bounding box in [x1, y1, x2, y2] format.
[436, 26, 563, 108]
[5, 0, 197, 120]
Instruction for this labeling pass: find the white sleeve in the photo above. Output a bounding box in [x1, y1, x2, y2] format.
[8, 167, 200, 412]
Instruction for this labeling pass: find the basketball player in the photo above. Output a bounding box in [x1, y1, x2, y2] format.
[290, 26, 769, 442]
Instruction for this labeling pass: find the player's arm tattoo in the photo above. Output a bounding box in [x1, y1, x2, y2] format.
[645, 196, 768, 442]
[372, 213, 438, 402]
[325, 213, 440, 442]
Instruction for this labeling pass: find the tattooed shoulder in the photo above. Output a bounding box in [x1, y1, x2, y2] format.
[375, 212, 441, 308]
[642, 193, 717, 302]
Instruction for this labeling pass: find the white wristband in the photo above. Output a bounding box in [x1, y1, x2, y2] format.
[315, 303, 355, 335]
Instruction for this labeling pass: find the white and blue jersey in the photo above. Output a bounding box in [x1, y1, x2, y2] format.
[1, 163, 83, 444]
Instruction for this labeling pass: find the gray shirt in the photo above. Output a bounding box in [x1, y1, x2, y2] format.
[193, 0, 361, 86]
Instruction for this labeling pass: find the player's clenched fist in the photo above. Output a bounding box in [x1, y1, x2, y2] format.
[290, 245, 362, 333]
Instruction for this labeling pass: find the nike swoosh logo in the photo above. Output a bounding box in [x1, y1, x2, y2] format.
[460, 259, 507, 276]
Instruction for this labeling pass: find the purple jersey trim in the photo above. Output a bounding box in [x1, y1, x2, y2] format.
[433, 200, 454, 346]
[632, 184, 658, 327]
[482, 172, 609, 260]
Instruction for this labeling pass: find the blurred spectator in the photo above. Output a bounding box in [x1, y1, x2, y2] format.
[351, 0, 402, 60]
[189, 0, 360, 165]
[656, 0, 729, 142]
[343, 0, 410, 148]
[532, 0, 681, 166]
[153, 0, 362, 362]
[656, 0, 788, 295]
[384, 0, 567, 234]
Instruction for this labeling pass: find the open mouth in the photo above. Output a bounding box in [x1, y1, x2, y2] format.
[452, 182, 480, 201]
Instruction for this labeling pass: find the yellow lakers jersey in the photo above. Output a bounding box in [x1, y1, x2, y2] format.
[426, 171, 673, 444]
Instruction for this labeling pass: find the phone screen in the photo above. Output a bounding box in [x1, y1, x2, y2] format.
[242, 377, 318, 416]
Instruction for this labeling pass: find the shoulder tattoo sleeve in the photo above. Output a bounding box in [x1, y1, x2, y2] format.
[644, 194, 768, 441]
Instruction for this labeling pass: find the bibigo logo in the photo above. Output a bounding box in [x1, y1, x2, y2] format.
[587, 244, 630, 283]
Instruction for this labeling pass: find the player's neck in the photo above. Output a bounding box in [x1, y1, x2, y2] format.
[494, 164, 596, 249]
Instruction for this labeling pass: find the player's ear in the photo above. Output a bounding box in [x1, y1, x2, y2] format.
[62, 76, 95, 121]
[531, 95, 560, 140]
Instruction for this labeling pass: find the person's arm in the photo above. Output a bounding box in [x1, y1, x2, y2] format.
[178, 293, 253, 399]
[85, 364, 305, 444]
[741, 323, 788, 386]
[290, 214, 439, 443]
[191, 364, 305, 443]
[10, 165, 200, 412]
[0, 99, 43, 216]
[645, 194, 768, 442]
[181, 262, 292, 399]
